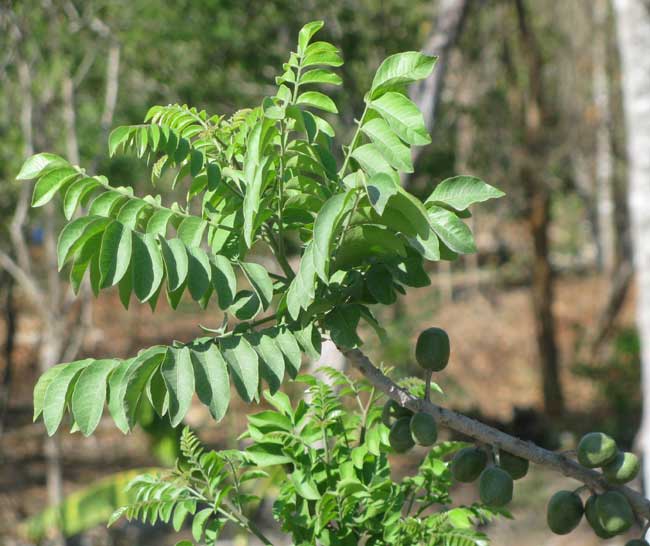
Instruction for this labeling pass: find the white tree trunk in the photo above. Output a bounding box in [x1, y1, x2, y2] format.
[614, 0, 650, 501]
[593, 0, 617, 274]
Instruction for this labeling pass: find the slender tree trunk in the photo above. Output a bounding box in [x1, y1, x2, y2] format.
[515, 0, 564, 417]
[527, 187, 563, 415]
[613, 0, 650, 500]
[593, 0, 617, 274]
[410, 0, 470, 166]
[0, 273, 16, 435]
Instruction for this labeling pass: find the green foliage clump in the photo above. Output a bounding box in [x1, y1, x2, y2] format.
[20, 18, 510, 545]
[111, 372, 498, 545]
[22, 19, 501, 441]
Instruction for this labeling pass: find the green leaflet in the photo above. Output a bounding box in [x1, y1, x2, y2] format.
[273, 327, 303, 378]
[240, 261, 274, 310]
[370, 51, 437, 98]
[108, 358, 137, 433]
[211, 255, 237, 310]
[160, 238, 189, 292]
[298, 20, 324, 55]
[292, 323, 322, 361]
[116, 199, 150, 229]
[17, 153, 68, 180]
[313, 191, 356, 282]
[351, 143, 397, 180]
[42, 359, 93, 435]
[287, 242, 317, 319]
[189, 343, 230, 421]
[118, 265, 132, 308]
[323, 305, 362, 349]
[243, 118, 274, 248]
[366, 265, 397, 305]
[99, 221, 133, 287]
[369, 92, 431, 146]
[389, 189, 432, 238]
[297, 91, 338, 113]
[187, 247, 211, 301]
[69, 232, 102, 294]
[162, 347, 195, 427]
[71, 359, 121, 436]
[220, 336, 259, 403]
[177, 216, 207, 247]
[89, 191, 128, 217]
[425, 175, 505, 211]
[108, 126, 133, 156]
[132, 232, 164, 302]
[146, 209, 175, 237]
[146, 368, 169, 417]
[63, 177, 101, 220]
[427, 205, 476, 254]
[360, 118, 413, 173]
[57, 215, 111, 270]
[124, 347, 167, 429]
[249, 332, 285, 394]
[335, 224, 407, 269]
[33, 363, 67, 421]
[32, 167, 79, 207]
[299, 69, 342, 86]
[366, 172, 399, 216]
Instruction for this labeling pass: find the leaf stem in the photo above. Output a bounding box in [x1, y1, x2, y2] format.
[338, 101, 369, 178]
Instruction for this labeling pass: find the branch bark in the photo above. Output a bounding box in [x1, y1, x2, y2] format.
[342, 346, 650, 522]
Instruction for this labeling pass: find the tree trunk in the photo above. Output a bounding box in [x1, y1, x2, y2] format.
[515, 0, 564, 417]
[0, 273, 17, 435]
[593, 0, 617, 274]
[527, 187, 563, 416]
[613, 0, 650, 499]
[407, 0, 470, 174]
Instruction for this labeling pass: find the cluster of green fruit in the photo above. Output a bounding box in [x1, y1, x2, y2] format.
[546, 432, 643, 544]
[450, 446, 528, 507]
[386, 327, 647, 544]
[382, 400, 438, 452]
[381, 327, 450, 453]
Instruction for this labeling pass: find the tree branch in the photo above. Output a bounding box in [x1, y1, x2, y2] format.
[342, 346, 650, 521]
[0, 249, 45, 313]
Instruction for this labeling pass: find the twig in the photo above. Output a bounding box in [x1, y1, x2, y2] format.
[342, 346, 650, 522]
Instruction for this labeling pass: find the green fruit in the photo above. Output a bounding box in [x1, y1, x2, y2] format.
[585, 495, 616, 539]
[479, 467, 513, 507]
[381, 400, 398, 427]
[381, 400, 412, 428]
[577, 432, 618, 468]
[625, 540, 650, 546]
[389, 417, 415, 453]
[451, 447, 488, 483]
[409, 412, 437, 446]
[595, 491, 634, 535]
[603, 451, 640, 485]
[415, 327, 450, 371]
[499, 450, 529, 480]
[546, 490, 584, 535]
